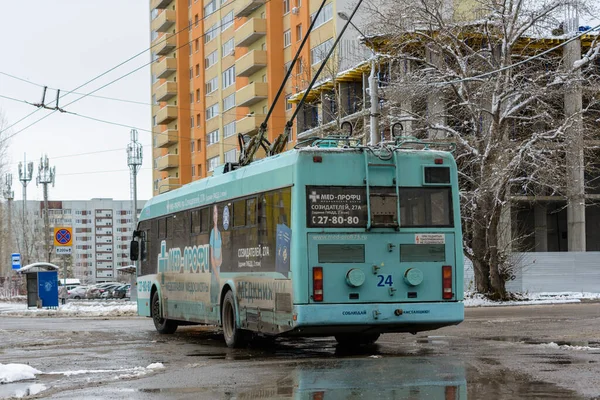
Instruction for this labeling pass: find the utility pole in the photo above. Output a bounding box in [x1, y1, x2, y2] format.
[36, 155, 56, 263]
[2, 174, 15, 279]
[18, 155, 34, 266]
[127, 129, 143, 273]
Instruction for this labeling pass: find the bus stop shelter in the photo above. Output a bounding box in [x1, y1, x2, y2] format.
[17, 262, 60, 308]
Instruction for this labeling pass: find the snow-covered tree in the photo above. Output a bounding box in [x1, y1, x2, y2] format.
[363, 0, 600, 298]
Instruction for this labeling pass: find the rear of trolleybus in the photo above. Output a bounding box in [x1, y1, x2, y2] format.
[294, 145, 464, 345]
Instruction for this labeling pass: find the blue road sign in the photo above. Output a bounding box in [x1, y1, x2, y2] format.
[11, 253, 21, 270]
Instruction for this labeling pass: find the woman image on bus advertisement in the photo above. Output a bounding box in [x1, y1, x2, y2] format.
[209, 204, 222, 305]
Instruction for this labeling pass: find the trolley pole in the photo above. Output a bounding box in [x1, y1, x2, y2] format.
[18, 155, 34, 266]
[36, 155, 56, 263]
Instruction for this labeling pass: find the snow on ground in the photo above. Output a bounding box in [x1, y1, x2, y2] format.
[464, 291, 600, 307]
[0, 364, 41, 384]
[0, 300, 137, 317]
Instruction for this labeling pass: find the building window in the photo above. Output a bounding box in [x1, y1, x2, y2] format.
[222, 38, 235, 57]
[225, 149, 237, 163]
[190, 116, 194, 128]
[223, 93, 235, 111]
[284, 61, 292, 73]
[224, 121, 236, 138]
[205, 24, 218, 43]
[190, 140, 195, 152]
[296, 24, 302, 41]
[194, 14, 199, 27]
[196, 89, 200, 102]
[195, 64, 200, 76]
[297, 57, 304, 73]
[195, 39, 199, 52]
[204, 0, 216, 17]
[285, 94, 293, 110]
[206, 76, 218, 94]
[205, 50, 217, 69]
[284, 30, 291, 48]
[207, 129, 219, 145]
[197, 114, 202, 127]
[192, 165, 196, 176]
[221, 11, 234, 31]
[189, 68, 193, 80]
[222, 66, 236, 88]
[310, 2, 333, 28]
[206, 103, 219, 120]
[283, 0, 290, 14]
[311, 38, 333, 65]
[208, 156, 220, 171]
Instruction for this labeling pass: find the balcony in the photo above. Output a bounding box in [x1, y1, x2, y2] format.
[155, 81, 177, 102]
[152, 34, 177, 56]
[155, 105, 178, 125]
[151, 0, 172, 10]
[236, 114, 265, 135]
[158, 177, 181, 193]
[157, 154, 179, 171]
[151, 10, 176, 32]
[235, 18, 267, 47]
[234, 0, 266, 17]
[152, 57, 177, 79]
[236, 82, 268, 107]
[235, 50, 267, 77]
[155, 129, 178, 148]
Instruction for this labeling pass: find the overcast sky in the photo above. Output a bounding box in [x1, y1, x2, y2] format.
[1, 1, 152, 202]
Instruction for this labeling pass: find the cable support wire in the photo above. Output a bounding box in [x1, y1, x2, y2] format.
[0, 0, 274, 137]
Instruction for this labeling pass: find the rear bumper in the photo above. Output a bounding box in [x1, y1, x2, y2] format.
[290, 301, 463, 335]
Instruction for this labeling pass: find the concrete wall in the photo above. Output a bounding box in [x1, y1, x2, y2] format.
[464, 252, 600, 293]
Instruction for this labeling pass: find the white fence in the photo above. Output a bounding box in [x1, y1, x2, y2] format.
[464, 252, 600, 293]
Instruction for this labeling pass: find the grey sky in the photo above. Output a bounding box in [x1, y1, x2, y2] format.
[1, 1, 152, 202]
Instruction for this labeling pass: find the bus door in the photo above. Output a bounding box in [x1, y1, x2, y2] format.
[307, 233, 456, 304]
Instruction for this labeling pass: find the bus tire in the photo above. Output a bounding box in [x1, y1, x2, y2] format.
[151, 291, 178, 334]
[335, 333, 380, 346]
[221, 291, 248, 348]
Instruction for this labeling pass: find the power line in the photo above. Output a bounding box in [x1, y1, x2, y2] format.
[0, 0, 258, 136]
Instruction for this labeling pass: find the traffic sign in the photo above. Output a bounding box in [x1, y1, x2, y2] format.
[55, 247, 72, 255]
[53, 227, 73, 247]
[11, 253, 21, 270]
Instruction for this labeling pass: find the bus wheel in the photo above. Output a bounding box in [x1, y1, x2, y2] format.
[222, 291, 248, 348]
[152, 291, 178, 334]
[335, 333, 380, 346]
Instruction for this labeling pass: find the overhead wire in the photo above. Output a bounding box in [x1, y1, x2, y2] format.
[0, 0, 272, 138]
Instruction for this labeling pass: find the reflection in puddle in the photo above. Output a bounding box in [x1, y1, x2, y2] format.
[0, 382, 47, 399]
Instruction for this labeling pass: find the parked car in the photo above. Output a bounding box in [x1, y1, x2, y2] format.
[67, 286, 88, 300]
[112, 284, 131, 299]
[86, 283, 122, 299]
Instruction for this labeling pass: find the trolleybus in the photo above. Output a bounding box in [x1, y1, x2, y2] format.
[131, 139, 464, 347]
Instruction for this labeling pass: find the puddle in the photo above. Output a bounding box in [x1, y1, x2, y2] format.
[0, 382, 47, 399]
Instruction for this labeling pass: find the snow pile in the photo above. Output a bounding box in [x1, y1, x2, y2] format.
[12, 383, 47, 398]
[0, 363, 41, 384]
[0, 301, 137, 317]
[464, 291, 600, 307]
[48, 363, 166, 380]
[536, 342, 599, 352]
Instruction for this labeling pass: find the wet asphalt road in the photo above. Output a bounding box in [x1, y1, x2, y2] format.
[0, 302, 599, 399]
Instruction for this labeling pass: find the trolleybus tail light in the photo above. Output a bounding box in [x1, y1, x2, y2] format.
[442, 265, 453, 299]
[313, 156, 323, 163]
[313, 267, 323, 302]
[435, 158, 444, 164]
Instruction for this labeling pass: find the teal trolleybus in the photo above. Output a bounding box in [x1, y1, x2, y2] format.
[132, 140, 464, 347]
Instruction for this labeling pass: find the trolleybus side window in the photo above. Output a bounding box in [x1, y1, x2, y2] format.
[233, 199, 246, 227]
[399, 187, 453, 227]
[191, 210, 201, 235]
[246, 197, 257, 226]
[200, 208, 209, 232]
[158, 217, 167, 239]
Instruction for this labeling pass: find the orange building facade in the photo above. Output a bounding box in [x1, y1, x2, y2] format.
[150, 0, 353, 195]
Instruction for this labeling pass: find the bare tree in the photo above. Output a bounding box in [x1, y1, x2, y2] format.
[364, 0, 600, 298]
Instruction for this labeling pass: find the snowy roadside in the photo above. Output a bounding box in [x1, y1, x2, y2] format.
[0, 300, 137, 317]
[1, 292, 599, 317]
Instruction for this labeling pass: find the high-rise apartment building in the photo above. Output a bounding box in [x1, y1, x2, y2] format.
[150, 0, 368, 195]
[11, 199, 146, 283]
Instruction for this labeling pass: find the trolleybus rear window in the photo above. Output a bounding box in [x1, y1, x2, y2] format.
[318, 244, 365, 263]
[400, 244, 446, 262]
[400, 187, 453, 227]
